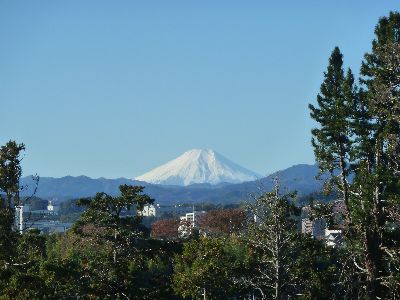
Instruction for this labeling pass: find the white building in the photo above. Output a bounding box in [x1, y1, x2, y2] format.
[138, 204, 157, 217]
[47, 200, 60, 213]
[178, 210, 206, 237]
[179, 211, 205, 226]
[300, 202, 345, 247]
[15, 205, 30, 234]
[14, 202, 69, 234]
[325, 229, 343, 248]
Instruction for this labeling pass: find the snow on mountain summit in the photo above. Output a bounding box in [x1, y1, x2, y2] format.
[135, 149, 261, 186]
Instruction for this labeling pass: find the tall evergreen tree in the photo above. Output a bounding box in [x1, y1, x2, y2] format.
[351, 11, 400, 298]
[0, 141, 25, 208]
[0, 141, 25, 267]
[309, 47, 355, 218]
[311, 12, 400, 299]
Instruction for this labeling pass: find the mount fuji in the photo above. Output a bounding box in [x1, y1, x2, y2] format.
[135, 149, 262, 186]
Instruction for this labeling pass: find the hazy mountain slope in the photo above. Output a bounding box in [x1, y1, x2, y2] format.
[21, 164, 323, 204]
[21, 176, 174, 202]
[135, 149, 261, 186]
[174, 164, 324, 203]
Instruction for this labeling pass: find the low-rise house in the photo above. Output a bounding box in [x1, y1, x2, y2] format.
[300, 206, 327, 239]
[301, 217, 327, 239]
[139, 204, 157, 217]
[300, 200, 346, 247]
[325, 229, 343, 248]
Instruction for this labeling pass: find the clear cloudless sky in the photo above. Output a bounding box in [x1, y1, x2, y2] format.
[0, 1, 398, 178]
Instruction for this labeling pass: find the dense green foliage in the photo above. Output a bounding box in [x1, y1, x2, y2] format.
[310, 11, 400, 299]
[0, 10, 399, 300]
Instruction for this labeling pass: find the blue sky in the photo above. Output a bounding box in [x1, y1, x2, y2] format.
[0, 1, 398, 178]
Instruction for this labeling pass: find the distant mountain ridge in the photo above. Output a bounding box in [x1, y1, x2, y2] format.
[135, 149, 261, 186]
[21, 163, 323, 204]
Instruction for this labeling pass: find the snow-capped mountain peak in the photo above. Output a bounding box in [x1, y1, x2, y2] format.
[135, 149, 261, 186]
